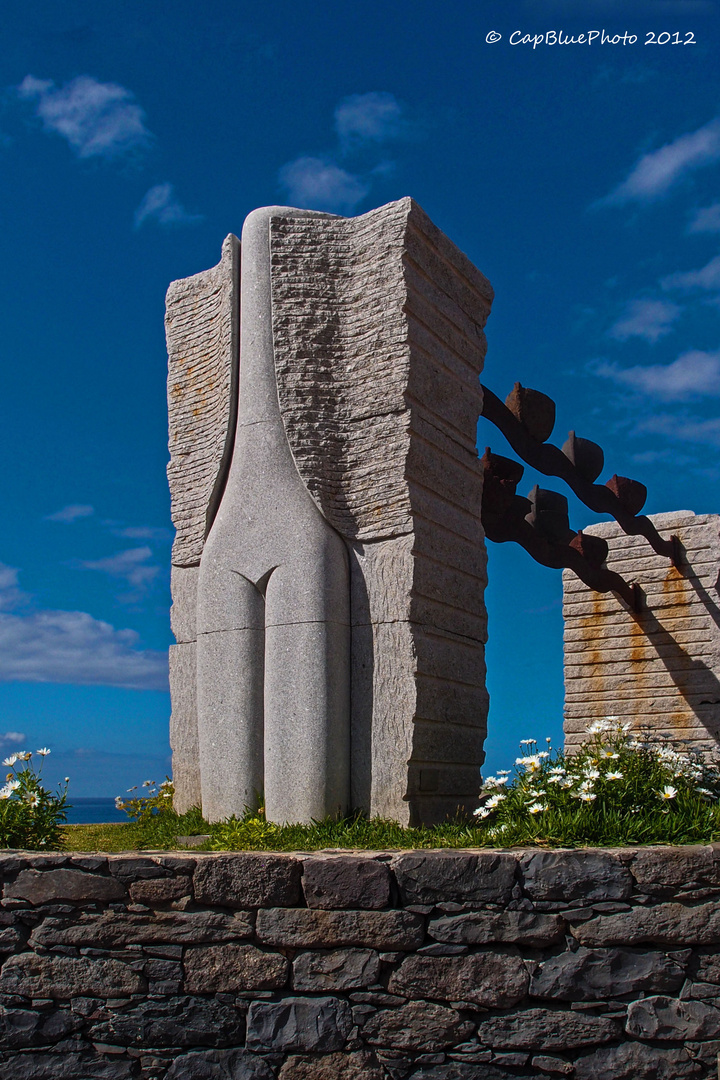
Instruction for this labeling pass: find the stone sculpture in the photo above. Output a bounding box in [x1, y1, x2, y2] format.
[167, 198, 493, 824]
[563, 511, 720, 753]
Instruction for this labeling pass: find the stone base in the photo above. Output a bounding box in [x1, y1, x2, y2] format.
[2, 847, 719, 1077]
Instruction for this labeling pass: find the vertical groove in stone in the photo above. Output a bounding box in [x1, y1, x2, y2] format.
[166, 233, 240, 569]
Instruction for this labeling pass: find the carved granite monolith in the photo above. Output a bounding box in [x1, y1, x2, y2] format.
[167, 198, 493, 824]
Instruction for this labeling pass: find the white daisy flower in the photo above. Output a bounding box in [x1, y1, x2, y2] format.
[2, 755, 18, 767]
[485, 793, 506, 810]
[528, 802, 547, 814]
[658, 785, 677, 800]
[36, 748, 51, 756]
[579, 792, 597, 802]
[606, 771, 623, 781]
[473, 806, 491, 818]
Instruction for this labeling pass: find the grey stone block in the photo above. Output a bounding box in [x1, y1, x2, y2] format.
[0, 1053, 137, 1079]
[393, 851, 517, 905]
[626, 994, 720, 1040]
[475, 1007, 621, 1050]
[193, 853, 302, 908]
[362, 1001, 474, 1051]
[278, 1051, 383, 1079]
[255, 908, 424, 950]
[128, 875, 192, 905]
[530, 945, 686, 1000]
[184, 944, 288, 993]
[292, 948, 379, 991]
[301, 856, 391, 909]
[0, 953, 144, 998]
[573, 902, 720, 946]
[165, 1049, 274, 1080]
[520, 850, 632, 902]
[3, 869, 127, 905]
[30, 910, 254, 947]
[246, 996, 351, 1052]
[388, 951, 529, 1008]
[87, 996, 245, 1047]
[573, 1041, 701, 1079]
[428, 910, 564, 947]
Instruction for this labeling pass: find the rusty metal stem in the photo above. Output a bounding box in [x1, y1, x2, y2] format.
[481, 386, 678, 565]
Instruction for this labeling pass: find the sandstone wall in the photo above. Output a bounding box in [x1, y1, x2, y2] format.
[564, 511, 720, 754]
[2, 847, 720, 1078]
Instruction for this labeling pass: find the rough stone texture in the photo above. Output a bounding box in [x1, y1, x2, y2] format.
[388, 951, 529, 1008]
[573, 902, 720, 946]
[256, 908, 424, 950]
[362, 1001, 473, 1051]
[30, 909, 254, 947]
[393, 851, 516, 905]
[278, 1052, 383, 1079]
[88, 997, 245, 1048]
[626, 994, 720, 1040]
[573, 1042, 702, 1079]
[563, 512, 720, 753]
[292, 948, 379, 991]
[529, 945, 687, 1000]
[193, 854, 302, 908]
[168, 200, 492, 827]
[184, 943, 289, 992]
[428, 909, 564, 947]
[301, 856, 391, 909]
[475, 1007, 620, 1050]
[165, 1049, 274, 1080]
[246, 997, 352, 1052]
[3, 867, 127, 904]
[520, 850, 632, 901]
[0, 953, 144, 998]
[3, 848, 720, 1077]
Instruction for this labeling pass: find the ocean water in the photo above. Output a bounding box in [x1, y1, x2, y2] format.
[65, 798, 127, 825]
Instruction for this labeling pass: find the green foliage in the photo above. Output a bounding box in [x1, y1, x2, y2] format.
[472, 721, 720, 847]
[70, 722, 720, 853]
[0, 748, 69, 850]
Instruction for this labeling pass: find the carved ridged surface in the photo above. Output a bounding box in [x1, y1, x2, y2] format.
[563, 512, 720, 754]
[166, 235, 239, 568]
[271, 199, 492, 821]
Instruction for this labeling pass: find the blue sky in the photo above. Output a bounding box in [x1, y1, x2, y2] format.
[1, 0, 719, 797]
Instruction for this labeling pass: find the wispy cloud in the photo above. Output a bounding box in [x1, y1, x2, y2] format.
[334, 91, 405, 149]
[607, 298, 681, 343]
[278, 157, 370, 213]
[594, 349, 720, 401]
[80, 546, 160, 592]
[45, 504, 94, 523]
[17, 75, 151, 159]
[0, 565, 167, 691]
[661, 254, 720, 292]
[134, 183, 203, 229]
[278, 91, 406, 214]
[599, 116, 720, 206]
[0, 731, 26, 748]
[638, 413, 720, 448]
[688, 202, 720, 233]
[112, 525, 172, 542]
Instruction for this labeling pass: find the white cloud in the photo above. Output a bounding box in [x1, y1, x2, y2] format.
[81, 546, 160, 592]
[0, 564, 167, 691]
[45, 504, 94, 523]
[0, 731, 26, 747]
[600, 117, 720, 205]
[607, 298, 681, 343]
[278, 156, 370, 213]
[334, 92, 404, 147]
[113, 525, 172, 542]
[0, 609, 168, 691]
[595, 349, 720, 401]
[661, 254, 720, 291]
[18, 74, 151, 159]
[688, 202, 720, 233]
[134, 183, 203, 229]
[638, 413, 720, 448]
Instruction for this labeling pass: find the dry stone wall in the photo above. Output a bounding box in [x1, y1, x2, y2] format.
[2, 847, 720, 1077]
[564, 511, 720, 754]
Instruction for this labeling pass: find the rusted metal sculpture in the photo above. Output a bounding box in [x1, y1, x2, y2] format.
[480, 381, 681, 612]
